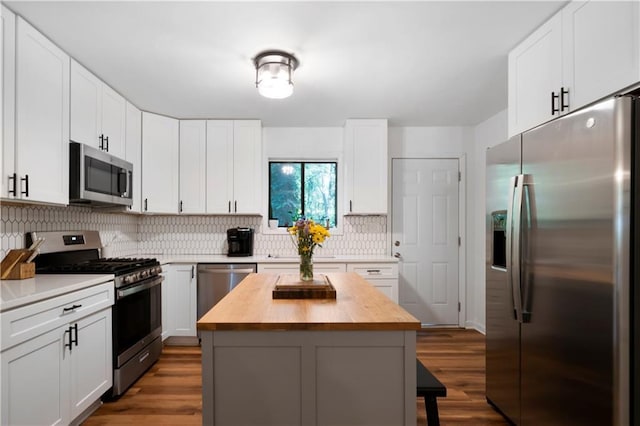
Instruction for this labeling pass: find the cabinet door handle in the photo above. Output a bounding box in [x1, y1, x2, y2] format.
[20, 174, 29, 197]
[144, 198, 148, 211]
[8, 173, 17, 196]
[180, 200, 183, 213]
[228, 201, 231, 213]
[191, 265, 195, 279]
[65, 326, 73, 352]
[71, 323, 78, 347]
[551, 91, 560, 115]
[104, 136, 109, 152]
[234, 201, 237, 213]
[560, 87, 569, 112]
[349, 200, 353, 212]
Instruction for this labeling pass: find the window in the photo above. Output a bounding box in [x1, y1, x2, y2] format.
[269, 161, 337, 228]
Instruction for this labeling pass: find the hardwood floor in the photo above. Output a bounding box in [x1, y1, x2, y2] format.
[84, 329, 509, 425]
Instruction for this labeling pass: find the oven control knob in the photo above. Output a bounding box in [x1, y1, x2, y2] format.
[140, 270, 148, 279]
[123, 275, 132, 285]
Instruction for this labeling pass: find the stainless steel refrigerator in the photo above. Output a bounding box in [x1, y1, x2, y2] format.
[485, 95, 638, 425]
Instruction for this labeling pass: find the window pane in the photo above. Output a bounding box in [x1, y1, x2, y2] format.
[304, 163, 337, 228]
[269, 163, 301, 226]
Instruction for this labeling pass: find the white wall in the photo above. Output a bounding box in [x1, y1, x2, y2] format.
[466, 109, 508, 333]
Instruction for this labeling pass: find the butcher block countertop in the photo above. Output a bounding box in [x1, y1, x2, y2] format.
[197, 272, 420, 331]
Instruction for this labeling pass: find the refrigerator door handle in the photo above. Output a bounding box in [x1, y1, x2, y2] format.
[506, 174, 524, 323]
[520, 177, 534, 323]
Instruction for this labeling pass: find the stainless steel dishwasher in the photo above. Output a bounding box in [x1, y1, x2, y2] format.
[197, 263, 257, 319]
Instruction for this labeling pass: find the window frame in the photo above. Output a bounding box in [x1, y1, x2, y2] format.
[264, 157, 342, 236]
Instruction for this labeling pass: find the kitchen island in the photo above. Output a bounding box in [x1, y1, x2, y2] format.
[197, 272, 420, 426]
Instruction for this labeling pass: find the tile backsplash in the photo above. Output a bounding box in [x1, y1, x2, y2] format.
[1, 203, 388, 259]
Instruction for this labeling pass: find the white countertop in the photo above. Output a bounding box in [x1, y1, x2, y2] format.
[0, 274, 114, 312]
[141, 254, 399, 265]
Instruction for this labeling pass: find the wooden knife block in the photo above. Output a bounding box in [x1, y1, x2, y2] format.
[1, 249, 36, 280]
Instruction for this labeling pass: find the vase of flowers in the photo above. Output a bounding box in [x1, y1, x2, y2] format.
[288, 218, 330, 281]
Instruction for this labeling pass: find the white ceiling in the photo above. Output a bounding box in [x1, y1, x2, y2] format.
[5, 1, 565, 127]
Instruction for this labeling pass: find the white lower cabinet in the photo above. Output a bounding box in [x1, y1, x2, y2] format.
[346, 263, 399, 303]
[165, 264, 197, 339]
[0, 282, 114, 425]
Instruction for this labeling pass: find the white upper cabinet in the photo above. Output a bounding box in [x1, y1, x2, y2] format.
[125, 101, 142, 213]
[344, 119, 388, 215]
[142, 112, 179, 214]
[1, 5, 16, 199]
[508, 0, 640, 137]
[508, 13, 562, 137]
[562, 0, 640, 112]
[70, 59, 126, 157]
[232, 120, 262, 214]
[179, 120, 207, 214]
[12, 17, 69, 205]
[206, 120, 261, 214]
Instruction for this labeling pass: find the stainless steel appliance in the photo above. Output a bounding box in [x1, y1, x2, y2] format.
[27, 231, 163, 398]
[226, 227, 254, 256]
[197, 263, 256, 321]
[485, 95, 638, 425]
[69, 141, 133, 207]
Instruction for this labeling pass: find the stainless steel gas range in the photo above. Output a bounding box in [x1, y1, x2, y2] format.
[27, 230, 163, 398]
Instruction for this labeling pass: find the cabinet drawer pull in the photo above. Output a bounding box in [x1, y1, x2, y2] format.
[366, 269, 382, 274]
[63, 304, 82, 313]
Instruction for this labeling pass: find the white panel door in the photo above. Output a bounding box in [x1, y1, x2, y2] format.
[125, 101, 142, 212]
[179, 120, 206, 214]
[392, 158, 459, 325]
[100, 85, 126, 157]
[232, 120, 261, 214]
[70, 59, 101, 149]
[508, 12, 562, 137]
[1, 5, 16, 199]
[1, 326, 69, 425]
[206, 120, 233, 213]
[562, 0, 640, 112]
[69, 309, 112, 420]
[15, 17, 69, 205]
[141, 112, 179, 213]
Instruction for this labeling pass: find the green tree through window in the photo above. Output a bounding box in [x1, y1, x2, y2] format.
[269, 162, 337, 227]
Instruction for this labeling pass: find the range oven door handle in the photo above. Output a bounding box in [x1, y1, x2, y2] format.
[117, 275, 164, 300]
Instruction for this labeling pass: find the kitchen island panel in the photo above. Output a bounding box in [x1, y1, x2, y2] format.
[202, 329, 417, 426]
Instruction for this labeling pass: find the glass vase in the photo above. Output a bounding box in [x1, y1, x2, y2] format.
[299, 253, 314, 282]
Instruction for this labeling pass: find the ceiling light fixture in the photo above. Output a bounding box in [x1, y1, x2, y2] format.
[254, 50, 299, 99]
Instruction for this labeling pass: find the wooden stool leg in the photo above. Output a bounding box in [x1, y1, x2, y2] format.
[424, 395, 440, 426]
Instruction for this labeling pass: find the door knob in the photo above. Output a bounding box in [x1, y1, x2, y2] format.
[394, 241, 400, 246]
[394, 252, 401, 258]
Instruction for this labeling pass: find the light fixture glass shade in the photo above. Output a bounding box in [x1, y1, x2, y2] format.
[254, 51, 298, 99]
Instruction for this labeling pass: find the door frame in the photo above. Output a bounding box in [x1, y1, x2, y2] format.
[388, 155, 466, 328]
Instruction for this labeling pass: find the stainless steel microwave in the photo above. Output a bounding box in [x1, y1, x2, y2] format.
[69, 142, 133, 207]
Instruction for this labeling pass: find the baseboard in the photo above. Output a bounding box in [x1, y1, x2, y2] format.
[464, 320, 486, 334]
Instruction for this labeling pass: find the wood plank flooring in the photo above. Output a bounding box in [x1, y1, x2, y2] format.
[83, 329, 509, 425]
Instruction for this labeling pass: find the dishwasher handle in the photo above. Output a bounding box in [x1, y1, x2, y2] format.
[199, 268, 255, 275]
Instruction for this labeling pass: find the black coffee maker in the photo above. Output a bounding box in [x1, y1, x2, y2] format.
[226, 227, 254, 257]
